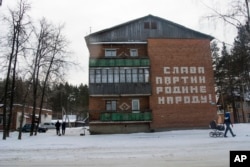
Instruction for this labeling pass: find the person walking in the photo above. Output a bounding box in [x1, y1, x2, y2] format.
[224, 112, 236, 138]
[62, 122, 66, 135]
[55, 120, 61, 135]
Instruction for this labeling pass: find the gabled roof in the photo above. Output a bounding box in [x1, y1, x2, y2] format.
[85, 14, 213, 44]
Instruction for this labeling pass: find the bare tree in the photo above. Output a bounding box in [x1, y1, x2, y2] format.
[29, 18, 70, 136]
[18, 79, 32, 140]
[203, 0, 250, 122]
[2, 0, 31, 140]
[203, 0, 250, 31]
[29, 18, 49, 136]
[33, 19, 69, 135]
[1, 1, 72, 138]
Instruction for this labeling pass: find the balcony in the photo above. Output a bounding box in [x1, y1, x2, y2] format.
[89, 110, 152, 122]
[89, 83, 151, 96]
[89, 58, 150, 67]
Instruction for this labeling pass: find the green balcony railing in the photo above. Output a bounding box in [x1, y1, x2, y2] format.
[100, 112, 152, 122]
[89, 58, 150, 67]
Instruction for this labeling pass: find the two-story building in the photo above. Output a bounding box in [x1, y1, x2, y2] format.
[85, 15, 217, 134]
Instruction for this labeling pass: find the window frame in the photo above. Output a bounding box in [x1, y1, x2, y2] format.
[105, 49, 117, 57]
[130, 49, 138, 57]
[106, 100, 117, 111]
[89, 67, 150, 83]
[132, 99, 140, 112]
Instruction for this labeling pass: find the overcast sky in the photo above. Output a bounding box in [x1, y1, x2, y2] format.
[0, 0, 238, 85]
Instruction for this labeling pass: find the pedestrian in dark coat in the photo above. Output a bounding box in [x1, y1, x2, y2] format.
[55, 120, 61, 135]
[224, 112, 236, 138]
[62, 122, 66, 135]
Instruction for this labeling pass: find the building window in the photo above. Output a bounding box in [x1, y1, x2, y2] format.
[108, 69, 113, 83]
[144, 22, 150, 29]
[89, 67, 150, 83]
[144, 68, 149, 82]
[120, 68, 126, 82]
[132, 99, 140, 112]
[126, 69, 132, 83]
[105, 49, 116, 57]
[132, 69, 138, 83]
[102, 69, 107, 83]
[95, 69, 101, 83]
[151, 22, 157, 29]
[89, 69, 95, 83]
[144, 21, 157, 29]
[130, 49, 138, 57]
[114, 67, 119, 83]
[106, 100, 117, 111]
[138, 69, 144, 82]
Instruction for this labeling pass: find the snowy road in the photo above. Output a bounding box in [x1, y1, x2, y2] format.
[1, 124, 250, 167]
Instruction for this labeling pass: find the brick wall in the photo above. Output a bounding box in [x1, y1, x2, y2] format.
[89, 96, 149, 112]
[89, 96, 150, 121]
[88, 44, 147, 58]
[148, 39, 217, 129]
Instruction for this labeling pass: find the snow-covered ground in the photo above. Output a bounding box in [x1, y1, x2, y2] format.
[0, 124, 250, 167]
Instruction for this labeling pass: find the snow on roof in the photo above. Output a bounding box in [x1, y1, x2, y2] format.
[13, 104, 52, 112]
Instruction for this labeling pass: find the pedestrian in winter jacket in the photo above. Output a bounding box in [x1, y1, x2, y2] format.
[62, 122, 66, 135]
[224, 112, 236, 138]
[55, 120, 61, 135]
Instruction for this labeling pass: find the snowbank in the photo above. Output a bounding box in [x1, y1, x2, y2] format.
[0, 124, 250, 167]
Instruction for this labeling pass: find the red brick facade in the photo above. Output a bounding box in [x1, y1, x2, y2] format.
[86, 15, 217, 133]
[89, 96, 149, 112]
[148, 39, 217, 129]
[88, 44, 148, 59]
[89, 96, 150, 121]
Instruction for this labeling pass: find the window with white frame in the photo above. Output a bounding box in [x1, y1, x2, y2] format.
[105, 49, 117, 57]
[132, 99, 140, 112]
[130, 49, 138, 57]
[106, 100, 117, 111]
